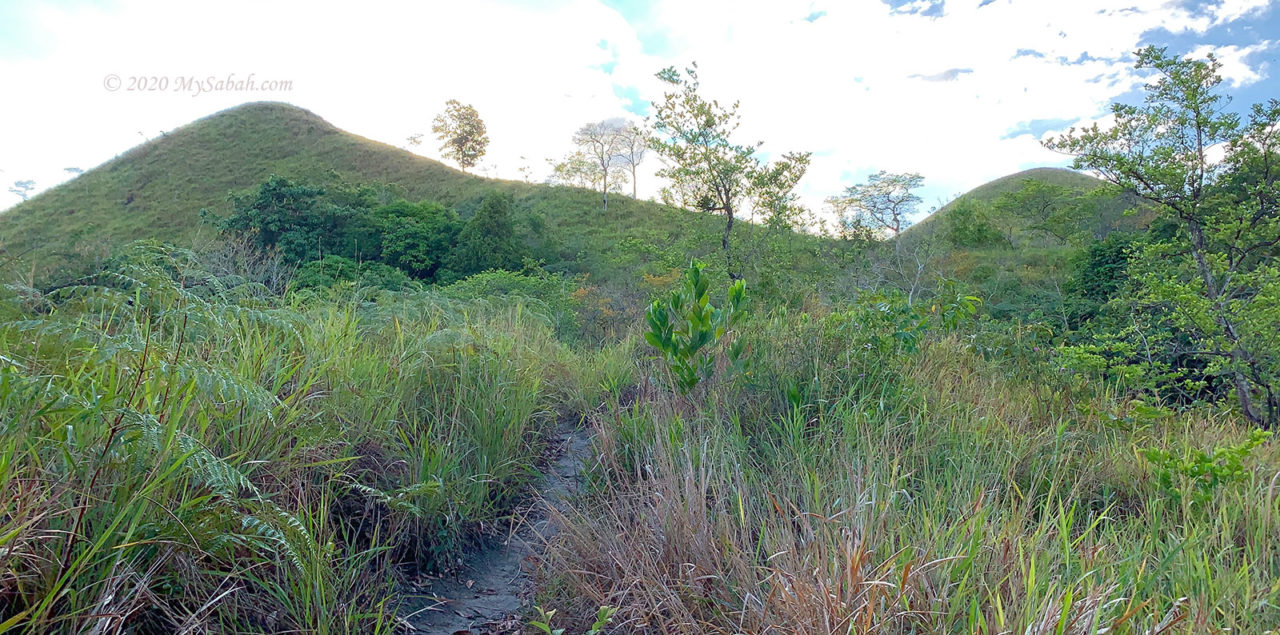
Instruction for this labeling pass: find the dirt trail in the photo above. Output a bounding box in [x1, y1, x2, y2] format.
[402, 419, 592, 634]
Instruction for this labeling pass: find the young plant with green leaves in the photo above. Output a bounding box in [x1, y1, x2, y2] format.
[644, 259, 747, 394]
[530, 605, 617, 635]
[1143, 428, 1271, 507]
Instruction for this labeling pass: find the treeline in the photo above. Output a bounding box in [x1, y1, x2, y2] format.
[207, 176, 528, 289]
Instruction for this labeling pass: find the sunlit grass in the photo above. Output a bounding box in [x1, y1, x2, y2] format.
[537, 310, 1280, 633]
[0, 242, 573, 632]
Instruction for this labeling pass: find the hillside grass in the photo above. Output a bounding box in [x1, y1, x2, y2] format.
[0, 102, 842, 296]
[906, 167, 1133, 237]
[535, 302, 1280, 634]
[0, 242, 587, 632]
[0, 240, 1273, 632]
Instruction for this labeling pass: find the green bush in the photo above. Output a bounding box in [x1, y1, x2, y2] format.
[374, 200, 462, 281]
[444, 192, 528, 279]
[1142, 429, 1271, 507]
[1065, 232, 1136, 323]
[644, 260, 747, 394]
[944, 198, 1006, 247]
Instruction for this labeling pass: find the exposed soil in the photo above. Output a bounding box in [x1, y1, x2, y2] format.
[401, 418, 592, 634]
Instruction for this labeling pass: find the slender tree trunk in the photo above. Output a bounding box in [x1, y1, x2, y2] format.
[1187, 217, 1266, 427]
[632, 166, 638, 199]
[1230, 353, 1265, 426]
[723, 208, 739, 279]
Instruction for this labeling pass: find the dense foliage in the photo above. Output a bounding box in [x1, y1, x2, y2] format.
[1050, 47, 1280, 427]
[431, 99, 489, 171]
[215, 176, 526, 286]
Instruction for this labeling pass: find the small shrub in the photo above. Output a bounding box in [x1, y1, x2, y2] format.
[441, 267, 581, 336]
[643, 259, 747, 394]
[1142, 428, 1271, 507]
[531, 605, 617, 635]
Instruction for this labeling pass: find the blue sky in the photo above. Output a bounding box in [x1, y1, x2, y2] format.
[1, 0, 1276, 219]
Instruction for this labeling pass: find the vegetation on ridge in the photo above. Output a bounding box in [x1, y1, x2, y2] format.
[0, 46, 1276, 634]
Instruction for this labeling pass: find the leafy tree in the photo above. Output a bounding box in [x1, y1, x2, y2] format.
[827, 171, 933, 304]
[943, 198, 1005, 247]
[826, 171, 923, 238]
[445, 192, 527, 277]
[375, 200, 462, 281]
[431, 100, 489, 172]
[217, 175, 334, 262]
[8, 179, 35, 202]
[1049, 46, 1280, 427]
[993, 179, 1095, 245]
[573, 119, 630, 210]
[649, 63, 808, 279]
[613, 120, 648, 199]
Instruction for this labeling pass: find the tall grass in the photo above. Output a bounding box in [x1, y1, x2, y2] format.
[0, 242, 574, 632]
[537, 301, 1280, 633]
[5, 240, 1274, 632]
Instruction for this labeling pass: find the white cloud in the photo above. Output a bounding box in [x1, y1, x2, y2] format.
[1211, 0, 1274, 25]
[1190, 42, 1273, 86]
[0, 0, 1273, 218]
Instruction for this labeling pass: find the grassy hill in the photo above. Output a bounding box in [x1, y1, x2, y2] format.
[0, 102, 1149, 317]
[0, 101, 839, 292]
[897, 168, 1154, 322]
[907, 167, 1147, 240]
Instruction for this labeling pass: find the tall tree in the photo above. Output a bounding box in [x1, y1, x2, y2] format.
[1049, 46, 1280, 427]
[614, 120, 648, 199]
[445, 192, 527, 277]
[826, 171, 924, 238]
[573, 119, 628, 210]
[993, 179, 1094, 245]
[827, 171, 934, 304]
[431, 100, 489, 172]
[649, 63, 807, 278]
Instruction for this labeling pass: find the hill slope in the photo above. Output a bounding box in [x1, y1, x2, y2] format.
[907, 167, 1146, 240]
[0, 102, 780, 286]
[0, 103, 469, 272]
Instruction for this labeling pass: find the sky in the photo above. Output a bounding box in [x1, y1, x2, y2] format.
[0, 0, 1277, 219]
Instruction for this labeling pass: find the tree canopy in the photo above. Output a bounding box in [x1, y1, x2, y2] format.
[432, 100, 490, 172]
[1050, 46, 1280, 427]
[649, 63, 809, 278]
